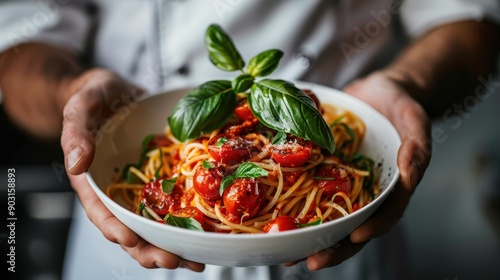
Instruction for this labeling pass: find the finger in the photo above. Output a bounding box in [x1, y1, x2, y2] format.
[69, 174, 140, 248]
[349, 130, 425, 243]
[389, 93, 431, 190]
[61, 89, 103, 175]
[306, 238, 369, 270]
[60, 69, 144, 175]
[350, 180, 412, 243]
[120, 241, 205, 272]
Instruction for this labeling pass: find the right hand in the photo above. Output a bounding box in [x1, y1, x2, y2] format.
[60, 68, 205, 272]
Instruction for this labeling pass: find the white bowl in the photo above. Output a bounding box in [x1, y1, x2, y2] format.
[86, 81, 401, 267]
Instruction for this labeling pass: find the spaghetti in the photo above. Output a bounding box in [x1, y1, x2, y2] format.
[106, 91, 379, 233]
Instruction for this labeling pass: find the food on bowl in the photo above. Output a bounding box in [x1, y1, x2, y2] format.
[106, 92, 379, 233]
[87, 82, 400, 266]
[105, 24, 381, 234]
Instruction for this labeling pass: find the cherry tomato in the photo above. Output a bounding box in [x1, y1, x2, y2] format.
[222, 178, 265, 221]
[170, 206, 205, 226]
[270, 139, 312, 167]
[208, 134, 255, 165]
[193, 163, 226, 201]
[147, 134, 171, 149]
[263, 216, 298, 233]
[234, 99, 255, 121]
[141, 180, 181, 216]
[315, 165, 352, 197]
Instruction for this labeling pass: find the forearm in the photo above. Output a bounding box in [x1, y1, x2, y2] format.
[0, 43, 83, 138]
[384, 20, 500, 117]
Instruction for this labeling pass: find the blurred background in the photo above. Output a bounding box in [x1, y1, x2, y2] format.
[1, 72, 499, 280]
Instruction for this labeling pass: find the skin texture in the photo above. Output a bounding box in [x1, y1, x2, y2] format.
[0, 20, 498, 272]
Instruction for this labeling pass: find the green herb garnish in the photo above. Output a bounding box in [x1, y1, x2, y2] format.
[168, 24, 335, 153]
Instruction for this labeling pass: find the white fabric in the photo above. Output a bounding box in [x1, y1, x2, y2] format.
[0, 0, 499, 279]
[0, 1, 90, 54]
[401, 0, 500, 37]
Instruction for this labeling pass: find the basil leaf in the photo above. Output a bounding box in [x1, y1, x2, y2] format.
[249, 79, 335, 153]
[298, 219, 322, 228]
[202, 160, 215, 170]
[123, 134, 156, 182]
[219, 163, 269, 195]
[234, 162, 269, 178]
[137, 202, 146, 213]
[216, 137, 228, 146]
[247, 49, 283, 77]
[219, 174, 236, 196]
[154, 162, 163, 179]
[141, 134, 154, 151]
[352, 153, 376, 195]
[272, 131, 287, 145]
[164, 214, 204, 231]
[330, 115, 345, 127]
[154, 148, 163, 179]
[205, 24, 244, 71]
[124, 164, 142, 184]
[232, 73, 254, 93]
[168, 80, 237, 142]
[161, 177, 177, 194]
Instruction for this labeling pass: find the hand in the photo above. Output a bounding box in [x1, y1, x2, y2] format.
[60, 68, 205, 272]
[304, 71, 432, 270]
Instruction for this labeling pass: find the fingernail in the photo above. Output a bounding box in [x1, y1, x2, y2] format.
[67, 146, 84, 171]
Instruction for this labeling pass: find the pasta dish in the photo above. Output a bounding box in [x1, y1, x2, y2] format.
[106, 90, 379, 233]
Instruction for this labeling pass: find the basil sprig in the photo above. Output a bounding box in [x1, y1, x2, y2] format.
[219, 163, 269, 195]
[168, 24, 335, 153]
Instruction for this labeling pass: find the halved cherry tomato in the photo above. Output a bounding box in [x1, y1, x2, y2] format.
[263, 216, 298, 233]
[234, 99, 255, 121]
[315, 165, 352, 197]
[222, 178, 265, 222]
[141, 180, 182, 216]
[270, 139, 312, 167]
[170, 206, 205, 227]
[193, 163, 226, 201]
[208, 134, 255, 165]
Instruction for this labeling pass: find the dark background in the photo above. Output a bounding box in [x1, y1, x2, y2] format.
[0, 107, 74, 280]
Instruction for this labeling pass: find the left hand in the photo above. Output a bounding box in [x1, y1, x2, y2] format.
[300, 71, 432, 270]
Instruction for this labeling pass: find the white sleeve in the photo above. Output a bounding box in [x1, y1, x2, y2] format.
[0, 1, 91, 54]
[401, 0, 500, 38]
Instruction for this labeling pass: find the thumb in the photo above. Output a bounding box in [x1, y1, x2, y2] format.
[61, 90, 102, 175]
[60, 69, 145, 175]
